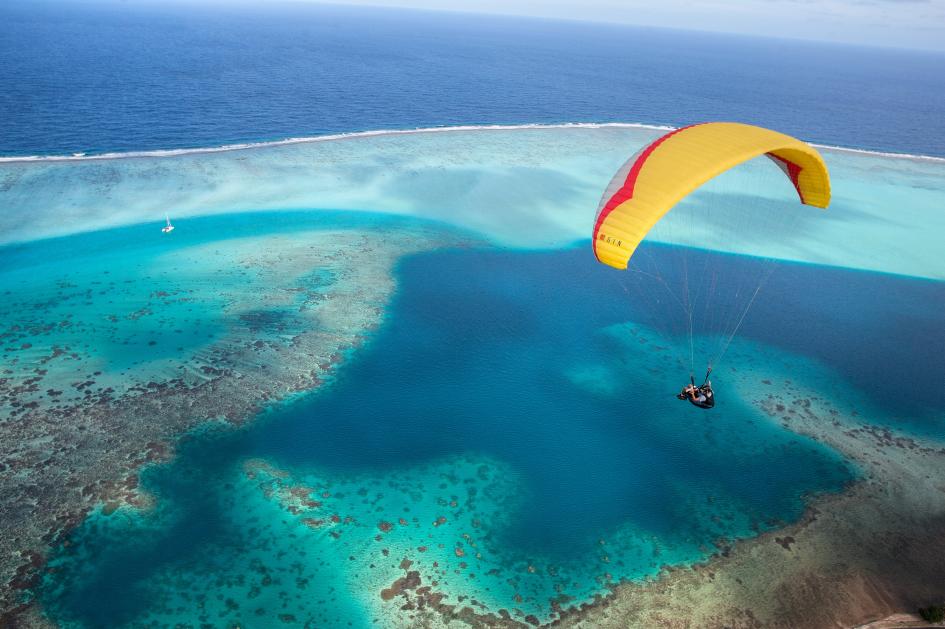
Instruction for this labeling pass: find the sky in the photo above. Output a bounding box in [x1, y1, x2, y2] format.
[298, 0, 945, 51]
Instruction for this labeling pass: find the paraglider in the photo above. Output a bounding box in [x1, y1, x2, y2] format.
[677, 372, 714, 409]
[592, 122, 831, 406]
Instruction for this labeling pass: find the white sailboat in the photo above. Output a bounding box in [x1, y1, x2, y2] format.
[162, 213, 175, 233]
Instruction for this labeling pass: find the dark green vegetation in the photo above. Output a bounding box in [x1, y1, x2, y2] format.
[919, 604, 945, 623]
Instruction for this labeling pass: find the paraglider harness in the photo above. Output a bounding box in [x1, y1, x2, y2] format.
[676, 369, 715, 409]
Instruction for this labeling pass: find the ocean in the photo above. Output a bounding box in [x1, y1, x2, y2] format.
[2, 0, 945, 158]
[2, 2, 945, 627]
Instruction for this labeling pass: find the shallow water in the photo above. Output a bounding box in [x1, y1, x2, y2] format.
[33, 231, 890, 627]
[0, 136, 940, 625]
[3, 126, 944, 283]
[0, 211, 435, 412]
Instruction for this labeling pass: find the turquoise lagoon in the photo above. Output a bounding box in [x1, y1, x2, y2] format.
[0, 126, 942, 626]
[31, 231, 863, 627]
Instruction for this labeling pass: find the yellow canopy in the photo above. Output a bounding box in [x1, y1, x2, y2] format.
[593, 122, 831, 270]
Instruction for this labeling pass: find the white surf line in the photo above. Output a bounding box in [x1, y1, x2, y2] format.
[2, 122, 942, 164]
[811, 142, 945, 162]
[0, 123, 671, 163]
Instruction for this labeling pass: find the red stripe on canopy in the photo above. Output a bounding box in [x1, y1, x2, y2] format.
[767, 153, 806, 204]
[593, 124, 701, 261]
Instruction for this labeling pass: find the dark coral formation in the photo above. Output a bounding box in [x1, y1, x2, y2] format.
[379, 560, 537, 628]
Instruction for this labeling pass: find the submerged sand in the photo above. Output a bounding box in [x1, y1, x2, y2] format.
[3, 125, 945, 279]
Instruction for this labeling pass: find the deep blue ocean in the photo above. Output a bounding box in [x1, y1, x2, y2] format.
[2, 0, 945, 157]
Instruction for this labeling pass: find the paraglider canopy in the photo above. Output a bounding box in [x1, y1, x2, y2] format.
[593, 122, 831, 270]
[591, 122, 833, 397]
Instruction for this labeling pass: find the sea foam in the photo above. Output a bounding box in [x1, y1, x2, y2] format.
[3, 122, 942, 164]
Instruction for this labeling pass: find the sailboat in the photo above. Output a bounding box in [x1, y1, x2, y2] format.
[162, 213, 175, 234]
